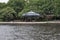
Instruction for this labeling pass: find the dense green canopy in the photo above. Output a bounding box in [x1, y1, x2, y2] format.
[0, 7, 16, 21]
[0, 0, 60, 21]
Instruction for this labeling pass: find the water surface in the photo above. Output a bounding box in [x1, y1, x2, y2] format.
[0, 24, 60, 40]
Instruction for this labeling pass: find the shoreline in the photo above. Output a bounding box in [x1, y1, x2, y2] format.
[0, 21, 60, 24]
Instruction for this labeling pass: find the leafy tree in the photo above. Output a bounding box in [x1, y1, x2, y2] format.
[7, 0, 25, 13]
[0, 7, 16, 21]
[21, 0, 54, 15]
[7, 0, 25, 19]
[53, 0, 60, 16]
[0, 3, 6, 9]
[0, 0, 60, 21]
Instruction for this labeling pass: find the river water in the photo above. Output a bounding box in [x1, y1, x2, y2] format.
[0, 24, 60, 40]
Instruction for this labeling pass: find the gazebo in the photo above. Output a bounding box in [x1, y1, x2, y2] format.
[22, 11, 41, 22]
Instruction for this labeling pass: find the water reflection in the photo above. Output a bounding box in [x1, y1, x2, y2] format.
[0, 24, 60, 40]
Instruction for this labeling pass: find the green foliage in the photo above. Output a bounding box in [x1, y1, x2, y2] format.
[0, 0, 60, 21]
[53, 0, 60, 16]
[18, 0, 60, 17]
[0, 3, 7, 10]
[0, 7, 16, 21]
[18, 8, 30, 17]
[7, 0, 25, 13]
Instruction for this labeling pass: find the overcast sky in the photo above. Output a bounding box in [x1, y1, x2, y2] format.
[0, 0, 9, 3]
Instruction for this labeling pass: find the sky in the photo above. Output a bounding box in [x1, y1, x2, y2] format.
[0, 0, 9, 3]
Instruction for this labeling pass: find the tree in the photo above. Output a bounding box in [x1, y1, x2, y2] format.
[7, 0, 25, 13]
[0, 3, 6, 9]
[18, 0, 53, 17]
[53, 0, 60, 16]
[0, 7, 17, 21]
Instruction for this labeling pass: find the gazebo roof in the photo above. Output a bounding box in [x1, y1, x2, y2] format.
[22, 11, 40, 16]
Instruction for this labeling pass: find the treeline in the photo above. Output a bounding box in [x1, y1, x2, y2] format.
[0, 0, 60, 21]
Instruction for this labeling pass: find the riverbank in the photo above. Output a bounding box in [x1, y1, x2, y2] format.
[0, 21, 60, 25]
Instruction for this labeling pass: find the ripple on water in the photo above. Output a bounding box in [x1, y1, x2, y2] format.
[0, 24, 59, 40]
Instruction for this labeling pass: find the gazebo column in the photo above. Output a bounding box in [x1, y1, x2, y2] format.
[29, 17, 31, 22]
[35, 17, 37, 22]
[25, 17, 26, 22]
